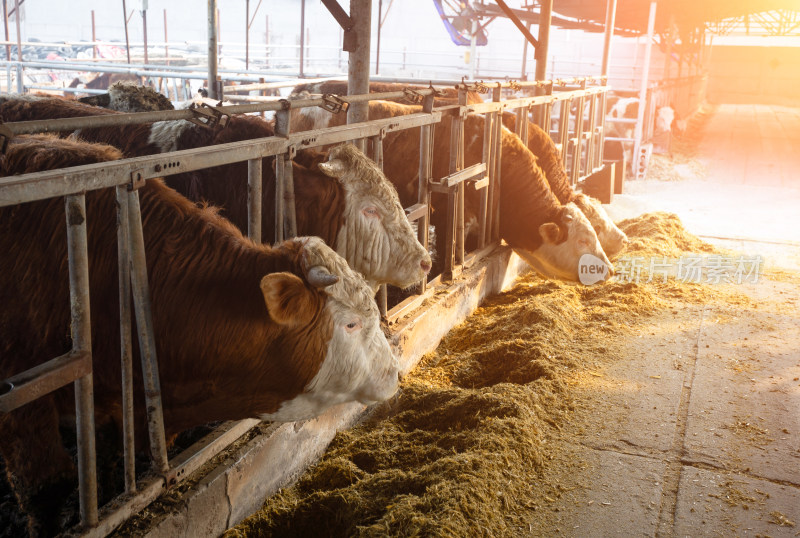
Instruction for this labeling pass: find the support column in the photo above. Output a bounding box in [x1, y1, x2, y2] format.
[601, 0, 617, 78]
[347, 0, 372, 151]
[534, 0, 552, 84]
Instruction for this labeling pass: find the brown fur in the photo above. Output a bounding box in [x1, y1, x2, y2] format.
[500, 113, 578, 205]
[0, 98, 346, 246]
[0, 135, 336, 535]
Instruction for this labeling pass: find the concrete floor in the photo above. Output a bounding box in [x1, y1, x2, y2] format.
[528, 104, 800, 537]
[606, 103, 800, 271]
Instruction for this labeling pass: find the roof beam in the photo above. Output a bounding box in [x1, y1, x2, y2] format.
[493, 0, 540, 57]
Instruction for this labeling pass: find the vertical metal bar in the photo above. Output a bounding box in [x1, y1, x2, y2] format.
[207, 0, 218, 99]
[127, 189, 169, 473]
[634, 0, 657, 180]
[347, 0, 371, 153]
[375, 0, 382, 75]
[247, 158, 262, 243]
[12, 0, 20, 91]
[558, 98, 571, 169]
[274, 156, 285, 243]
[491, 85, 502, 242]
[245, 0, 250, 70]
[3, 0, 10, 61]
[371, 133, 387, 317]
[601, 0, 617, 77]
[122, 0, 132, 65]
[299, 0, 305, 77]
[65, 194, 99, 527]
[142, 7, 148, 65]
[482, 105, 495, 247]
[455, 90, 466, 265]
[571, 79, 586, 185]
[91, 10, 97, 60]
[13, 0, 20, 62]
[115, 186, 136, 495]
[164, 9, 169, 66]
[416, 94, 434, 294]
[585, 92, 598, 171]
[274, 108, 296, 239]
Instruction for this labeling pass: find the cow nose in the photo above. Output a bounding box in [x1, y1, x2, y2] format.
[420, 260, 432, 273]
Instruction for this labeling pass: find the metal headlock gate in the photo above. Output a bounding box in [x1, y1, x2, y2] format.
[0, 75, 608, 536]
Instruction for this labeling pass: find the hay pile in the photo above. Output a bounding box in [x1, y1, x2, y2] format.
[617, 212, 715, 258]
[225, 214, 723, 538]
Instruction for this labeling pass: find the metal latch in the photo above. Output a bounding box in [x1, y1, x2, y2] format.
[129, 168, 146, 191]
[508, 80, 521, 92]
[187, 101, 230, 129]
[320, 94, 349, 114]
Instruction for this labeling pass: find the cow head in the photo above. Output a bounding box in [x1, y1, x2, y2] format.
[572, 194, 628, 258]
[260, 237, 400, 421]
[318, 144, 432, 292]
[515, 203, 614, 284]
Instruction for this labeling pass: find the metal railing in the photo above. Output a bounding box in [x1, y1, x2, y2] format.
[0, 76, 608, 536]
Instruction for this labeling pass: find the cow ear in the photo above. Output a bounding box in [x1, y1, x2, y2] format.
[539, 222, 562, 245]
[317, 159, 346, 178]
[260, 272, 319, 326]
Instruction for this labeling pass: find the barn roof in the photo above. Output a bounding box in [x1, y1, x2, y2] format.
[551, 0, 800, 35]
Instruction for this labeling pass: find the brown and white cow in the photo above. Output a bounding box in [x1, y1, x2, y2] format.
[290, 99, 613, 282]
[0, 96, 431, 291]
[500, 115, 628, 258]
[0, 135, 399, 535]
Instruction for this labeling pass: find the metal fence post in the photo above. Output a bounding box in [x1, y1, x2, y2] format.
[65, 193, 99, 527]
[115, 186, 137, 495]
[247, 158, 262, 243]
[127, 189, 169, 473]
[416, 93, 434, 294]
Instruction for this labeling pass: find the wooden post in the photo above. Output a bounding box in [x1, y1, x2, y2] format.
[3, 0, 9, 61]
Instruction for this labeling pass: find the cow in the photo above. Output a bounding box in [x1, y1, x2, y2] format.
[288, 84, 627, 259]
[0, 134, 400, 536]
[291, 99, 612, 282]
[499, 115, 628, 258]
[0, 96, 432, 292]
[68, 72, 141, 92]
[76, 81, 174, 112]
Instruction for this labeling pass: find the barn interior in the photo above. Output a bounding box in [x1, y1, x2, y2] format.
[0, 1, 798, 537]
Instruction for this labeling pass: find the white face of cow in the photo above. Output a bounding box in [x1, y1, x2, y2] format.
[516, 203, 614, 283]
[573, 194, 628, 259]
[260, 237, 400, 422]
[319, 144, 432, 292]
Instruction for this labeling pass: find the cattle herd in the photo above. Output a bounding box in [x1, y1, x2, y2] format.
[0, 82, 628, 536]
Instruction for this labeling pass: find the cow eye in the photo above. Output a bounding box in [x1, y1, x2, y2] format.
[344, 319, 362, 333]
[362, 207, 380, 218]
